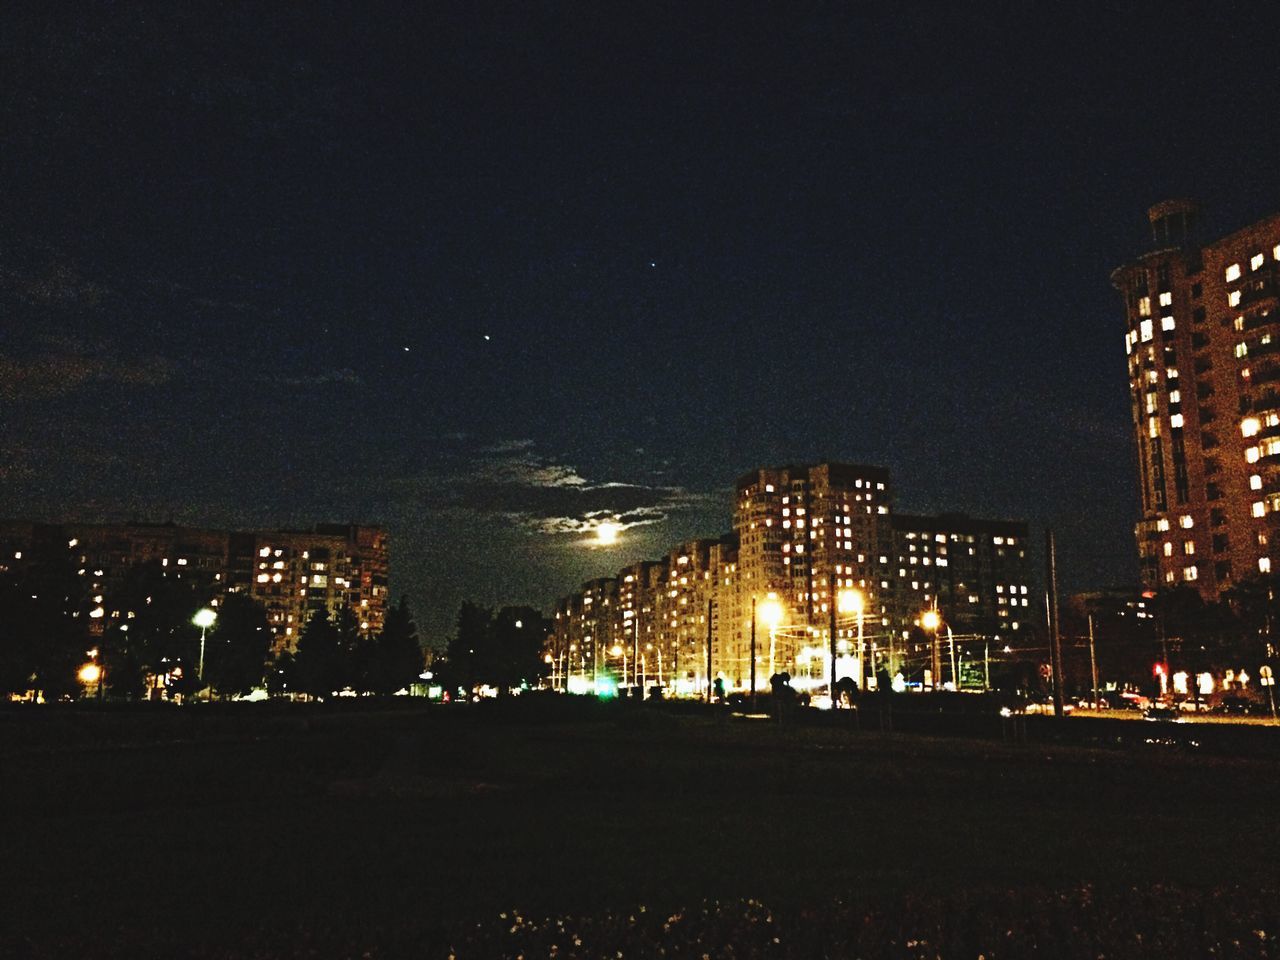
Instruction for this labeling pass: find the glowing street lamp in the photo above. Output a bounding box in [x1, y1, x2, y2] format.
[193, 607, 217, 689]
[754, 595, 783, 708]
[78, 662, 101, 685]
[835, 587, 865, 692]
[921, 608, 942, 690]
[610, 643, 627, 685]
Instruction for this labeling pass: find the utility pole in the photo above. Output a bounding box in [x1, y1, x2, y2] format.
[1046, 528, 1065, 719]
[706, 601, 716, 706]
[984, 639, 990, 691]
[828, 571, 838, 702]
[750, 597, 757, 712]
[1088, 613, 1099, 709]
[948, 627, 958, 690]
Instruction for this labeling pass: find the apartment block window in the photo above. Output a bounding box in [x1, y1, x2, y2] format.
[1159, 291, 1173, 307]
[1162, 316, 1175, 332]
[1183, 566, 1198, 582]
[1227, 263, 1242, 282]
[1183, 541, 1195, 555]
[1179, 515, 1194, 529]
[1252, 253, 1266, 271]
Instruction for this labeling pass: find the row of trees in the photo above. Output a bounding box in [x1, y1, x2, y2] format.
[435, 602, 549, 694]
[0, 540, 423, 700]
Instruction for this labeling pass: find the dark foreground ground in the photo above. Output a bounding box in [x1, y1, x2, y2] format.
[2, 698, 1279, 958]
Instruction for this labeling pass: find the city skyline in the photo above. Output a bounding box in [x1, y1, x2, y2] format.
[8, 4, 1280, 644]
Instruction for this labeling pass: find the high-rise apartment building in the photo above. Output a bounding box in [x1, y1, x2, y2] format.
[1113, 201, 1280, 597]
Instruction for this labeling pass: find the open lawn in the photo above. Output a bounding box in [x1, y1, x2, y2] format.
[2, 699, 1279, 957]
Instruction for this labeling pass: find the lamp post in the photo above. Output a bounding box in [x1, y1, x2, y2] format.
[922, 608, 942, 690]
[756, 595, 783, 709]
[194, 607, 217, 694]
[835, 587, 864, 698]
[611, 643, 627, 687]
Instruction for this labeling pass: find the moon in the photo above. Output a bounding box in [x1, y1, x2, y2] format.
[596, 521, 620, 545]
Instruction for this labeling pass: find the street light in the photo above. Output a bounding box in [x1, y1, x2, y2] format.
[921, 608, 942, 690]
[193, 607, 217, 692]
[835, 587, 864, 694]
[755, 595, 783, 709]
[610, 643, 627, 687]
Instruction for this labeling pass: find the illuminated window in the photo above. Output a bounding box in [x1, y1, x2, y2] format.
[1252, 253, 1265, 271]
[1149, 417, 1160, 438]
[1183, 566, 1198, 582]
[1261, 557, 1273, 574]
[1168, 389, 1181, 404]
[1140, 318, 1154, 342]
[1138, 296, 1151, 316]
[1157, 518, 1170, 531]
[1227, 263, 1242, 282]
[1243, 417, 1261, 437]
[1274, 244, 1280, 261]
[1236, 316, 1246, 331]
[1170, 413, 1184, 429]
[1184, 541, 1195, 555]
[1247, 446, 1261, 463]
[1254, 501, 1267, 518]
[1252, 474, 1264, 490]
[1163, 541, 1173, 557]
[1162, 316, 1175, 332]
[1180, 515, 1194, 529]
[1167, 367, 1178, 380]
[1230, 290, 1242, 307]
[1237, 342, 1249, 358]
[1159, 291, 1173, 306]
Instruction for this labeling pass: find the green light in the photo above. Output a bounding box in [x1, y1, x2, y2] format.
[596, 678, 618, 699]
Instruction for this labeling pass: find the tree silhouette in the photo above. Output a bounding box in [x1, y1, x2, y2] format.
[0, 539, 92, 699]
[443, 601, 492, 694]
[205, 593, 272, 698]
[369, 596, 423, 695]
[292, 608, 343, 699]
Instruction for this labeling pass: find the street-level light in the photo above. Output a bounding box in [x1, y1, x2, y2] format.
[193, 607, 217, 691]
[756, 595, 784, 692]
[837, 588, 864, 615]
[921, 608, 942, 690]
[78, 663, 101, 685]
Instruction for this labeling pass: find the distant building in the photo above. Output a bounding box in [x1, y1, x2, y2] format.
[888, 513, 1031, 636]
[0, 520, 389, 652]
[1113, 201, 1280, 597]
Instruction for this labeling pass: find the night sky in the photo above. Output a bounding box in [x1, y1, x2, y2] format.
[5, 2, 1280, 646]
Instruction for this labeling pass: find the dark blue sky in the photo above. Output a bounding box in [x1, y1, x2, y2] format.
[5, 2, 1280, 644]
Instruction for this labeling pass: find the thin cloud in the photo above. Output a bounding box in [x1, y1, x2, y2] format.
[392, 441, 719, 540]
[0, 349, 174, 401]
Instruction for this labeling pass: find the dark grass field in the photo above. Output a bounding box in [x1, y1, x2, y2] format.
[3, 698, 1279, 957]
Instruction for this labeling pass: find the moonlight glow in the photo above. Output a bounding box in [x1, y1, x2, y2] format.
[596, 521, 621, 545]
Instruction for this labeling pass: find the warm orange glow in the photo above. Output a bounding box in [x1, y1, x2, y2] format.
[837, 588, 864, 615]
[757, 595, 783, 628]
[921, 609, 941, 631]
[78, 663, 101, 684]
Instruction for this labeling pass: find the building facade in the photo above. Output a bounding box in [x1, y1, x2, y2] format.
[0, 520, 389, 652]
[1113, 201, 1280, 597]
